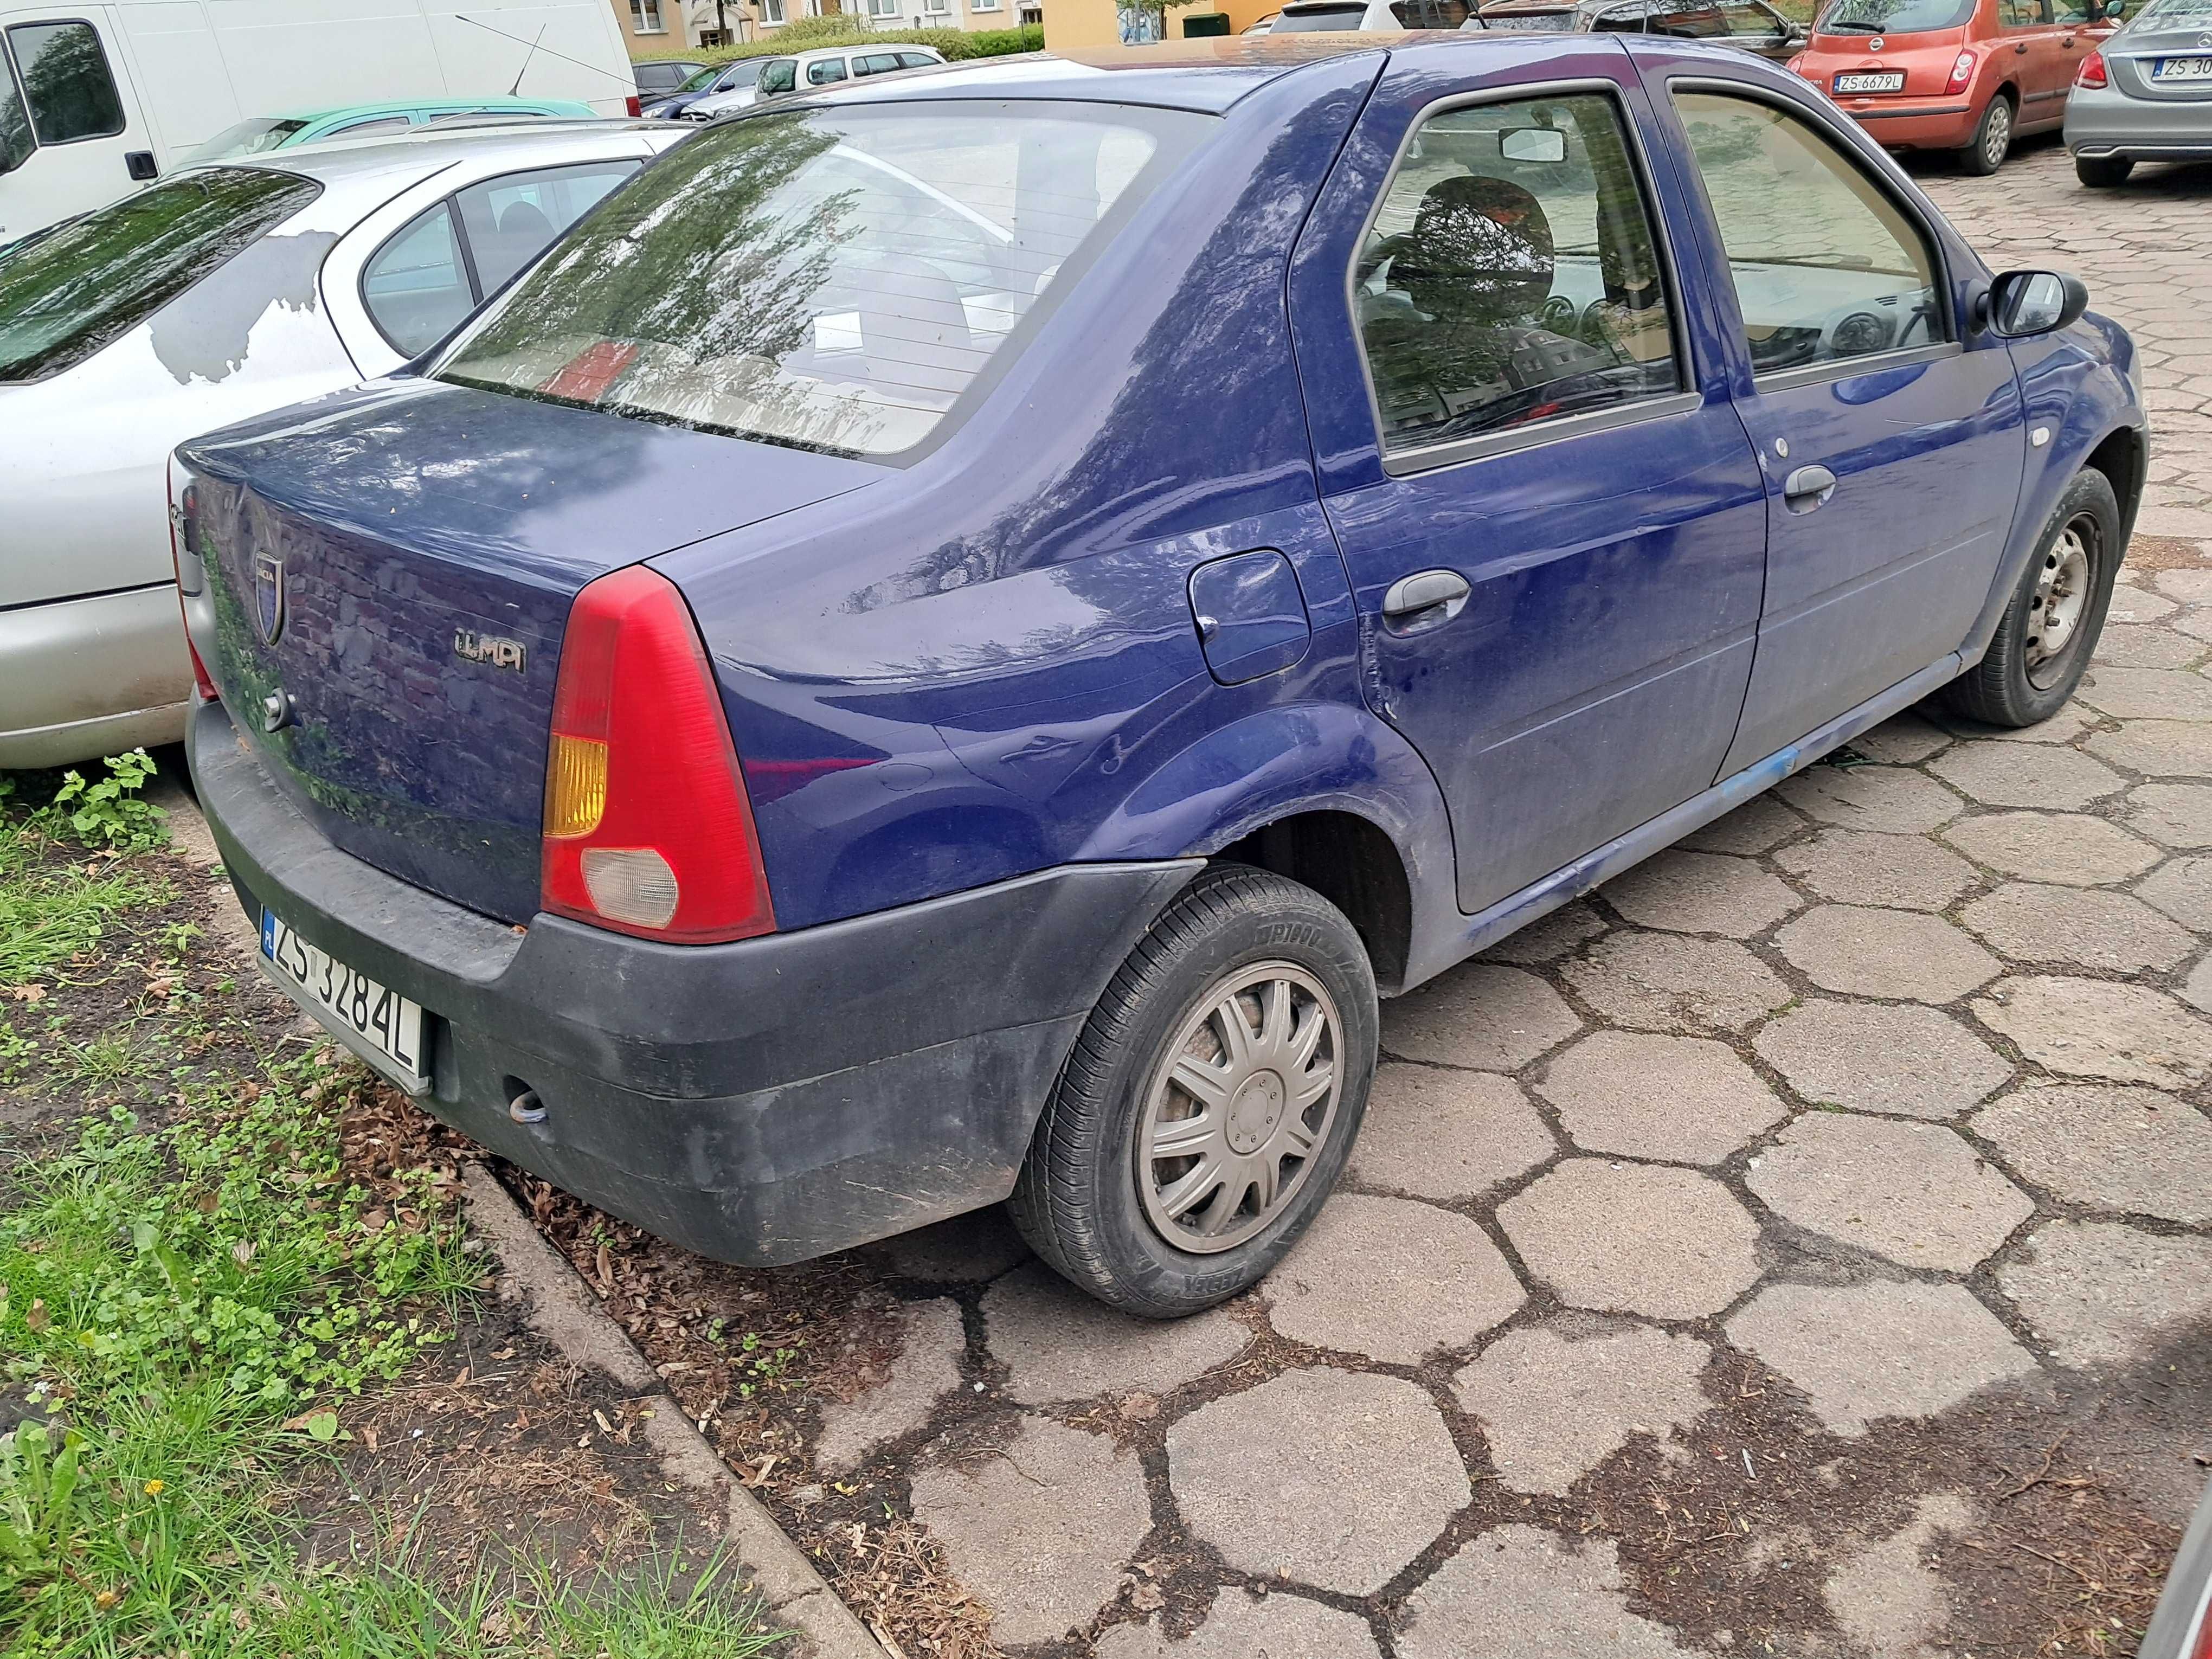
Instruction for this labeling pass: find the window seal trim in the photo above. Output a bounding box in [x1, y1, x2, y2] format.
[1660, 72, 1960, 350]
[1341, 76, 1700, 481]
[3, 17, 125, 148]
[1749, 337, 1961, 394]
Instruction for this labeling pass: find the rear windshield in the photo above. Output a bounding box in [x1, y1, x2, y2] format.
[1817, 0, 1975, 31]
[1272, 3, 1373, 24]
[435, 102, 1209, 460]
[183, 117, 311, 165]
[2140, 0, 2212, 19]
[1467, 9, 1575, 25]
[0, 167, 320, 382]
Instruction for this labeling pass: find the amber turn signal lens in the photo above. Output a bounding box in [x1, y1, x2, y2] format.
[545, 733, 609, 839]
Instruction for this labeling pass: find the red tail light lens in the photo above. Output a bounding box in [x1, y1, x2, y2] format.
[2076, 47, 2107, 86]
[166, 471, 218, 703]
[541, 565, 775, 944]
[1946, 49, 1978, 93]
[625, 94, 642, 117]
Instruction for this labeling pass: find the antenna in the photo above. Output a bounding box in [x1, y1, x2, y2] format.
[455, 14, 642, 90]
[510, 21, 550, 94]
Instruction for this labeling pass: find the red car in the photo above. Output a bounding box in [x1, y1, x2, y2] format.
[1790, 0, 2128, 172]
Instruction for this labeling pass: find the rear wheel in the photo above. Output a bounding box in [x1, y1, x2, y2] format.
[1943, 467, 2122, 728]
[1008, 864, 1378, 1317]
[1958, 93, 2015, 176]
[2074, 153, 2135, 188]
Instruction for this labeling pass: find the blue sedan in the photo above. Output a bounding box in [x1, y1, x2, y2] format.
[173, 34, 2145, 1316]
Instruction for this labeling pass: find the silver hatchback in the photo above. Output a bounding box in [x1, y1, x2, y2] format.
[2065, 0, 2212, 184]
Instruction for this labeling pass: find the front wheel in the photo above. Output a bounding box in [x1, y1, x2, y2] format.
[2075, 153, 2135, 188]
[1943, 467, 2122, 728]
[1008, 864, 1378, 1317]
[1958, 94, 2014, 176]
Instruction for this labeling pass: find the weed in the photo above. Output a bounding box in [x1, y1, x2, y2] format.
[44, 750, 167, 854]
[0, 807, 169, 987]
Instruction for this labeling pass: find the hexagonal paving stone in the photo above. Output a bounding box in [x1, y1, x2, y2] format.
[1850, 713, 1953, 765]
[1452, 1323, 1712, 1496]
[1560, 932, 1790, 1035]
[1597, 851, 1800, 938]
[1398, 1527, 1693, 1659]
[2077, 666, 2212, 722]
[1268, 1194, 1525, 1365]
[2162, 568, 2212, 601]
[1997, 1221, 2212, 1368]
[1095, 1592, 1381, 1659]
[983, 1262, 1248, 1405]
[2120, 781, 2212, 847]
[1939, 705, 2100, 747]
[1535, 1031, 1785, 1165]
[1773, 906, 2001, 1003]
[2137, 854, 2212, 930]
[816, 1297, 966, 1475]
[1681, 793, 1806, 856]
[1777, 764, 1964, 834]
[1958, 883, 2196, 973]
[1347, 1065, 1554, 1202]
[1971, 976, 2212, 1089]
[1926, 742, 2125, 811]
[1724, 1281, 2037, 1436]
[1499, 1162, 1761, 1320]
[1941, 811, 2162, 885]
[2086, 719, 2212, 777]
[1383, 964, 1580, 1071]
[1169, 1369, 1468, 1596]
[910, 1415, 1153, 1645]
[1746, 1115, 2033, 1271]
[1753, 1001, 2010, 1120]
[1483, 901, 1606, 966]
[1969, 1084, 2212, 1224]
[1771, 829, 1980, 912]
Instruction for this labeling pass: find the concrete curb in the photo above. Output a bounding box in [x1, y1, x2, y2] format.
[461, 1163, 891, 1659]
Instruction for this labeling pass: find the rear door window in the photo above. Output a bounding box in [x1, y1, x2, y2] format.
[896, 50, 938, 66]
[6, 20, 124, 145]
[325, 114, 413, 139]
[807, 56, 848, 84]
[0, 168, 320, 380]
[856, 52, 902, 74]
[361, 201, 473, 357]
[454, 160, 639, 292]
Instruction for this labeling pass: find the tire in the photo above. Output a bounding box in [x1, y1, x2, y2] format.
[1008, 863, 1379, 1318]
[2074, 153, 2135, 188]
[1958, 93, 2015, 176]
[1943, 467, 2123, 728]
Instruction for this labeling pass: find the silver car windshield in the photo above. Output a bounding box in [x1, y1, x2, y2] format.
[435, 102, 1210, 460]
[182, 117, 311, 165]
[0, 168, 319, 381]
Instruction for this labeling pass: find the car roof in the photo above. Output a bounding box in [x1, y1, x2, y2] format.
[770, 41, 943, 59]
[173, 119, 686, 205]
[812, 37, 1397, 112]
[267, 96, 588, 123]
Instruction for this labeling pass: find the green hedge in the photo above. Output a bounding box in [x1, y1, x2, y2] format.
[635, 21, 1042, 65]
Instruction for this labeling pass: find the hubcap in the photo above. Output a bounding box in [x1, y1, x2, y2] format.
[2025, 519, 2094, 688]
[1135, 962, 1341, 1255]
[1985, 102, 2011, 165]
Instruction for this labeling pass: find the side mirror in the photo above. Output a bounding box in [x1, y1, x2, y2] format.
[1982, 268, 2090, 338]
[1500, 126, 1568, 163]
[2102, 0, 2124, 17]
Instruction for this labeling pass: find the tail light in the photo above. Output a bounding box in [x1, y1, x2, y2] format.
[166, 470, 218, 703]
[2076, 47, 2107, 85]
[1786, 52, 1806, 75]
[1946, 49, 1978, 94]
[625, 94, 642, 117]
[541, 565, 775, 944]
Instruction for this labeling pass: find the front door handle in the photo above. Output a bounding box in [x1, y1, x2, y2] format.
[2015, 40, 2029, 50]
[1381, 569, 1471, 625]
[1783, 464, 1838, 512]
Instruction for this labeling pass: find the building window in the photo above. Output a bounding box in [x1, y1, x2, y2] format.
[972, 0, 1001, 12]
[1019, 3, 1041, 18]
[629, 0, 666, 29]
[760, 0, 785, 21]
[922, 0, 948, 14]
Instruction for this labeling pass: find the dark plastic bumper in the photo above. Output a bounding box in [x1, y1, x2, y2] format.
[188, 699, 1199, 1265]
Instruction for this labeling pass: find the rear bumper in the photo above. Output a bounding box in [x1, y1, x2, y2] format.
[0, 583, 191, 768]
[2065, 84, 2212, 156]
[188, 698, 1198, 1265]
[1836, 100, 1978, 147]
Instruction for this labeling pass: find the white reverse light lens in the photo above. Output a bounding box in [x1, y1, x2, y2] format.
[579, 847, 679, 929]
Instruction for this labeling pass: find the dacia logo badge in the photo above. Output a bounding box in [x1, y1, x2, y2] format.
[253, 552, 285, 646]
[454, 629, 527, 674]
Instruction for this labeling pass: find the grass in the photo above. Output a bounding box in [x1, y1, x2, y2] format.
[0, 763, 786, 1658]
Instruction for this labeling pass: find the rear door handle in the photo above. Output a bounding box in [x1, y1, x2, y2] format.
[1381, 568, 1471, 623]
[1783, 464, 1838, 511]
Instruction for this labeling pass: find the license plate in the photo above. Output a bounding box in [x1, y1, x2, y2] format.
[261, 911, 428, 1091]
[2152, 54, 2212, 79]
[1835, 70, 1906, 92]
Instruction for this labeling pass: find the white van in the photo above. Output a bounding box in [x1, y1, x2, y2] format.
[0, 0, 639, 242]
[683, 43, 946, 119]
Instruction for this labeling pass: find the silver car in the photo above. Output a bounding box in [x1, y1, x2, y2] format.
[2065, 0, 2212, 185]
[0, 121, 686, 769]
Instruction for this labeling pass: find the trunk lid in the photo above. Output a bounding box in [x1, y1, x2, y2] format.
[181, 378, 876, 923]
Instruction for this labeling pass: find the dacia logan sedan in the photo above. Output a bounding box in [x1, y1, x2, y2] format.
[175, 35, 2145, 1317]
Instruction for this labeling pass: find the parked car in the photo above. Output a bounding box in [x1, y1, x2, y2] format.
[176, 35, 2143, 1317]
[2144, 1475, 2212, 1659]
[1267, 0, 1409, 28]
[1471, 0, 1806, 59]
[2063, 0, 2212, 182]
[0, 120, 685, 769]
[684, 44, 947, 116]
[641, 58, 769, 119]
[0, 0, 639, 244]
[633, 57, 709, 95]
[183, 99, 600, 165]
[1789, 0, 2127, 173]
